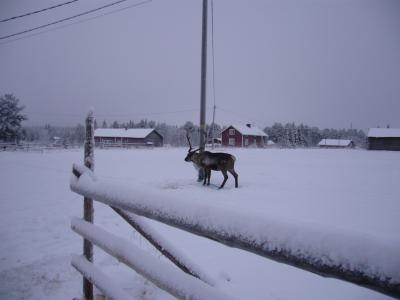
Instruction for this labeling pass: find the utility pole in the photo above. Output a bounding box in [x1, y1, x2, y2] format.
[198, 0, 208, 180]
[210, 0, 216, 150]
[211, 104, 216, 149]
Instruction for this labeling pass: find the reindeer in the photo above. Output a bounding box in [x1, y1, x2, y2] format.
[184, 133, 238, 189]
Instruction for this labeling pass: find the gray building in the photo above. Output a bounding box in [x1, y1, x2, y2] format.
[367, 128, 400, 151]
[94, 128, 163, 147]
[318, 139, 355, 149]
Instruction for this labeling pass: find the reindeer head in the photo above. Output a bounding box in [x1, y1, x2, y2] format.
[185, 149, 201, 162]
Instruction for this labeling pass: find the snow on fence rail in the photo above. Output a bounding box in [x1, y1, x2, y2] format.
[71, 164, 400, 299]
[111, 207, 216, 286]
[72, 218, 235, 300]
[71, 255, 133, 300]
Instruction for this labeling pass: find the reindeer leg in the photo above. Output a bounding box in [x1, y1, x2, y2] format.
[219, 169, 228, 189]
[229, 169, 239, 188]
[203, 168, 207, 185]
[207, 169, 211, 185]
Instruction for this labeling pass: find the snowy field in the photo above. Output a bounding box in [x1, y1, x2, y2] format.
[0, 147, 399, 300]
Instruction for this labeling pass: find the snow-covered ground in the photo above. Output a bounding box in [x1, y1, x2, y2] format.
[0, 148, 399, 300]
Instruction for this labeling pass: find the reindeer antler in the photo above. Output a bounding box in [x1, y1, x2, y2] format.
[186, 131, 201, 153]
[186, 131, 193, 152]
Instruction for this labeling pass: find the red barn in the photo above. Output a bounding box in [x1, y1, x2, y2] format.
[94, 128, 163, 147]
[221, 124, 268, 147]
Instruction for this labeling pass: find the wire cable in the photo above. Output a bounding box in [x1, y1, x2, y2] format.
[217, 106, 267, 127]
[25, 108, 201, 119]
[0, 0, 152, 45]
[0, 0, 151, 40]
[0, 0, 80, 23]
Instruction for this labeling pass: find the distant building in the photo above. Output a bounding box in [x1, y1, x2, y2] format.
[367, 128, 400, 151]
[206, 137, 222, 148]
[318, 139, 355, 149]
[221, 124, 268, 147]
[51, 136, 63, 146]
[94, 128, 163, 147]
[266, 140, 277, 148]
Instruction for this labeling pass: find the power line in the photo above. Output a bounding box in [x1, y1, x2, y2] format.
[217, 106, 267, 128]
[0, 0, 152, 45]
[0, 0, 151, 40]
[0, 0, 80, 23]
[26, 108, 201, 118]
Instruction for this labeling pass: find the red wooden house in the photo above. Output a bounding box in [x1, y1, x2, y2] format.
[221, 124, 268, 147]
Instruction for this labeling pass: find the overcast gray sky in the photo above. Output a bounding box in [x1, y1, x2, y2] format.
[0, 0, 399, 130]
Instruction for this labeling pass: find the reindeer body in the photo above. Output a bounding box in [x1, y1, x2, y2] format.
[185, 150, 239, 189]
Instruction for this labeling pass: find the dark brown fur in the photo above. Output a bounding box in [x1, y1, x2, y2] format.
[185, 150, 238, 189]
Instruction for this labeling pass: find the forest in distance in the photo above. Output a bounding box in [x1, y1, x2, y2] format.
[21, 119, 367, 148]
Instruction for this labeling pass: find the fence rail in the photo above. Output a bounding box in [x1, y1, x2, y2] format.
[0, 142, 81, 152]
[72, 218, 234, 300]
[96, 142, 155, 149]
[71, 255, 132, 300]
[111, 207, 216, 286]
[71, 164, 400, 300]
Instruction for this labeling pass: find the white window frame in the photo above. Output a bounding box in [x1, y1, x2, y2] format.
[229, 128, 235, 135]
[245, 138, 249, 146]
[229, 138, 235, 146]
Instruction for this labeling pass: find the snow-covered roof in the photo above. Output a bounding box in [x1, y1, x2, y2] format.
[228, 125, 268, 137]
[94, 128, 155, 139]
[367, 128, 400, 138]
[318, 139, 353, 147]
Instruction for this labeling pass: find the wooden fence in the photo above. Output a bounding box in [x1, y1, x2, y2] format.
[0, 142, 80, 152]
[70, 112, 400, 300]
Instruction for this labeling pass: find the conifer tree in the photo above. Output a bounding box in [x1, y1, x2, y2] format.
[0, 94, 27, 142]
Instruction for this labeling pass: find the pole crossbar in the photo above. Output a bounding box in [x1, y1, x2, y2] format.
[70, 164, 400, 299]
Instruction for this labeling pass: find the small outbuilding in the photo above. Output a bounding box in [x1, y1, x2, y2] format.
[51, 136, 64, 147]
[367, 128, 400, 151]
[221, 124, 268, 147]
[318, 139, 355, 149]
[94, 128, 163, 147]
[206, 137, 222, 148]
[266, 140, 277, 148]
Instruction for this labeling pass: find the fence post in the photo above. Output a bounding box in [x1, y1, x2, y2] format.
[83, 111, 95, 300]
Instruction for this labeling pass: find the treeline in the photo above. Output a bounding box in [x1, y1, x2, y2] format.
[21, 119, 366, 148]
[264, 123, 366, 148]
[23, 124, 85, 145]
[98, 119, 223, 147]
[21, 120, 223, 147]
[0, 94, 367, 147]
